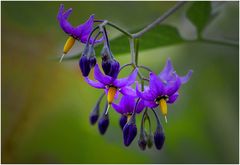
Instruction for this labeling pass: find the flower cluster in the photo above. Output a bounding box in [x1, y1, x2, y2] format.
[57, 4, 193, 150]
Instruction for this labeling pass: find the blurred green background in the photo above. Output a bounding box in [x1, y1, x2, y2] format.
[1, 1, 239, 164]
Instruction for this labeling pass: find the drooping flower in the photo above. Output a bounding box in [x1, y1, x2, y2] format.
[112, 95, 145, 129]
[57, 4, 102, 56]
[84, 64, 138, 104]
[137, 58, 192, 122]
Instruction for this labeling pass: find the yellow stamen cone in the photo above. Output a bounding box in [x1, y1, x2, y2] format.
[127, 114, 132, 122]
[107, 87, 117, 104]
[63, 36, 75, 54]
[60, 36, 75, 63]
[159, 99, 168, 123]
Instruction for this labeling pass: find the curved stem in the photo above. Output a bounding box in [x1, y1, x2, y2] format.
[151, 108, 163, 130]
[92, 32, 103, 47]
[138, 65, 153, 72]
[95, 20, 133, 38]
[119, 63, 133, 71]
[132, 1, 186, 38]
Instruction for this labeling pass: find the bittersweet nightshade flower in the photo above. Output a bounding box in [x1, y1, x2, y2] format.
[57, 4, 102, 62]
[112, 95, 145, 129]
[84, 64, 138, 104]
[137, 58, 192, 122]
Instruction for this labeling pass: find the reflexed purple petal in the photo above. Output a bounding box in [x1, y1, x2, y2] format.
[159, 58, 174, 80]
[136, 99, 145, 113]
[57, 5, 74, 36]
[118, 95, 135, 114]
[111, 103, 123, 114]
[84, 77, 105, 89]
[77, 14, 94, 37]
[120, 86, 136, 97]
[165, 73, 181, 96]
[167, 92, 179, 104]
[149, 72, 164, 96]
[94, 64, 113, 85]
[113, 68, 138, 88]
[144, 100, 158, 108]
[180, 70, 193, 84]
[136, 83, 155, 101]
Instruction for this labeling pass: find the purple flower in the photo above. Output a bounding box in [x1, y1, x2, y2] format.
[112, 95, 145, 129]
[57, 4, 102, 44]
[137, 58, 192, 121]
[84, 64, 138, 104]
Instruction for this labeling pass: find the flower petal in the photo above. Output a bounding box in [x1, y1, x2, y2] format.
[136, 83, 155, 101]
[144, 100, 158, 108]
[113, 68, 138, 88]
[57, 4, 74, 36]
[79, 15, 94, 37]
[84, 77, 105, 89]
[180, 70, 193, 84]
[159, 58, 174, 80]
[149, 72, 165, 96]
[120, 86, 136, 97]
[94, 64, 113, 85]
[167, 92, 179, 104]
[111, 102, 123, 114]
[136, 99, 145, 113]
[165, 73, 181, 96]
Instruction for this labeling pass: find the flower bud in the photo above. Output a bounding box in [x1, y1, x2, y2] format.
[89, 56, 96, 68]
[138, 133, 147, 151]
[123, 123, 137, 146]
[119, 115, 127, 130]
[154, 130, 165, 150]
[147, 133, 153, 148]
[89, 103, 99, 125]
[90, 113, 98, 125]
[98, 114, 109, 135]
[79, 55, 91, 77]
[101, 46, 120, 79]
[79, 45, 96, 77]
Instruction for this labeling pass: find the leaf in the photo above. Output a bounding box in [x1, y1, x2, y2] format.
[63, 24, 184, 60]
[186, 1, 212, 35]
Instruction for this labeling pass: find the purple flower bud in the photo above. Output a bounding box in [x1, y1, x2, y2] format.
[119, 115, 127, 130]
[89, 105, 99, 125]
[101, 46, 120, 79]
[123, 123, 137, 146]
[89, 56, 96, 68]
[154, 130, 165, 150]
[79, 45, 96, 77]
[79, 55, 91, 77]
[98, 115, 109, 135]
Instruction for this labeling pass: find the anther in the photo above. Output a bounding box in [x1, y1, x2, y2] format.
[60, 36, 75, 62]
[107, 87, 117, 104]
